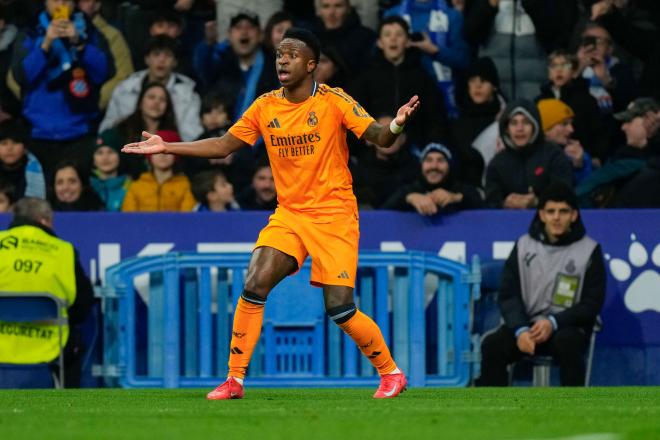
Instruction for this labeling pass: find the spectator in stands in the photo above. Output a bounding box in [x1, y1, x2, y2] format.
[103, 82, 181, 179]
[11, 0, 110, 178]
[384, 0, 470, 118]
[213, 0, 283, 42]
[76, 0, 134, 110]
[0, 4, 20, 120]
[122, 131, 196, 212]
[263, 11, 294, 56]
[576, 97, 660, 207]
[464, 0, 577, 101]
[182, 92, 244, 187]
[0, 120, 46, 200]
[350, 115, 419, 209]
[89, 130, 131, 212]
[485, 100, 573, 209]
[537, 99, 593, 184]
[144, 9, 196, 78]
[351, 15, 447, 150]
[477, 182, 605, 387]
[576, 22, 637, 115]
[101, 35, 202, 142]
[593, 0, 660, 101]
[313, 0, 376, 76]
[382, 142, 483, 214]
[314, 46, 350, 89]
[195, 12, 279, 120]
[49, 160, 104, 211]
[537, 49, 608, 164]
[451, 56, 505, 187]
[0, 179, 17, 212]
[236, 160, 277, 211]
[0, 197, 94, 387]
[191, 169, 240, 212]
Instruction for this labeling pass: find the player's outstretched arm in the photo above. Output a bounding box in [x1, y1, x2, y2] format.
[122, 130, 249, 158]
[361, 95, 420, 148]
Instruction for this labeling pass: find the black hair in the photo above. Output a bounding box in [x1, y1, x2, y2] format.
[201, 92, 234, 119]
[0, 179, 17, 205]
[118, 82, 178, 144]
[150, 8, 184, 29]
[537, 181, 579, 210]
[282, 27, 321, 63]
[191, 169, 228, 204]
[143, 34, 180, 60]
[0, 119, 29, 145]
[264, 11, 295, 52]
[377, 15, 410, 36]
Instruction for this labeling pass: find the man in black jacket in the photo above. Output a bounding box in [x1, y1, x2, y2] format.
[485, 99, 573, 209]
[477, 183, 605, 386]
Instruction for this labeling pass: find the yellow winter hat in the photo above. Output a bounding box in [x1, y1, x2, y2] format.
[537, 99, 575, 132]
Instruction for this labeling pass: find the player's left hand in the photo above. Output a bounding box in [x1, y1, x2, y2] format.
[394, 95, 420, 126]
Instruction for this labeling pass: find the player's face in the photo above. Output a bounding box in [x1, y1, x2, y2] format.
[468, 77, 495, 104]
[276, 38, 316, 86]
[54, 166, 82, 203]
[539, 201, 577, 241]
[253, 166, 276, 202]
[378, 23, 408, 63]
[319, 0, 349, 30]
[94, 146, 120, 175]
[421, 152, 449, 185]
[0, 139, 26, 168]
[545, 119, 574, 146]
[229, 20, 261, 57]
[507, 114, 535, 148]
[140, 86, 168, 120]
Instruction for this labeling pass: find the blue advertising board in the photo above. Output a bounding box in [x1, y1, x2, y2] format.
[2, 209, 659, 384]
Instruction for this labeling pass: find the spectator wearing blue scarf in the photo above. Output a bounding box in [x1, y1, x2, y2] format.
[10, 0, 110, 178]
[384, 0, 470, 119]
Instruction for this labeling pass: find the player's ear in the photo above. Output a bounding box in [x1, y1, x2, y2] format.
[307, 59, 317, 73]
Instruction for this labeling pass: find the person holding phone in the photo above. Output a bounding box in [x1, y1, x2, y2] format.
[576, 22, 637, 115]
[10, 0, 110, 179]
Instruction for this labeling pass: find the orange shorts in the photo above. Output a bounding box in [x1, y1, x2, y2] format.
[254, 206, 359, 287]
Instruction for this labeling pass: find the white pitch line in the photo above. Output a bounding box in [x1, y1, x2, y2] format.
[523, 434, 621, 440]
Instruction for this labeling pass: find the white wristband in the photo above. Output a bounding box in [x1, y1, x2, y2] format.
[389, 119, 404, 134]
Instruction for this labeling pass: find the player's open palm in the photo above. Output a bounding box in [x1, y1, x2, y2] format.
[122, 131, 166, 155]
[395, 95, 420, 126]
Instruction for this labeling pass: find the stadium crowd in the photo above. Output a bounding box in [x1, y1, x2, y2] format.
[1, 0, 660, 215]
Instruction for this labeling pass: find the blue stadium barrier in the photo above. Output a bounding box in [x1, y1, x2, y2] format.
[98, 251, 479, 388]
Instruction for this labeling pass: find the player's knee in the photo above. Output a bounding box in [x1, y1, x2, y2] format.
[327, 302, 357, 325]
[243, 277, 273, 298]
[241, 290, 267, 305]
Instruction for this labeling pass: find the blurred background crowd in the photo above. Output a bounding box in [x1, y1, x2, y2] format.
[0, 0, 659, 216]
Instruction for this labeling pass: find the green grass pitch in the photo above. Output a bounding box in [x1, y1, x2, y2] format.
[1, 387, 659, 440]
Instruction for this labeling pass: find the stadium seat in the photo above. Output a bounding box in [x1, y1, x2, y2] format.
[0, 292, 67, 388]
[510, 317, 603, 387]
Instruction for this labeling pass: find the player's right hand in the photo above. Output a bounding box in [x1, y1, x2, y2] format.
[122, 131, 166, 155]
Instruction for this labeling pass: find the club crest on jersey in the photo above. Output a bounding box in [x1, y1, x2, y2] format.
[307, 111, 318, 127]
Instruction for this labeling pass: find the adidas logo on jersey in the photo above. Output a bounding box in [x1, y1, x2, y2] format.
[337, 271, 350, 279]
[267, 118, 281, 128]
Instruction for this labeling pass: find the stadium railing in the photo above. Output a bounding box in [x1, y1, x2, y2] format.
[97, 251, 479, 388]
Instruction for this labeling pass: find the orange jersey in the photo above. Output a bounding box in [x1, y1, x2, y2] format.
[228, 83, 375, 217]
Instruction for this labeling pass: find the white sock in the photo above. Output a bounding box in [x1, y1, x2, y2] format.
[230, 376, 244, 385]
[388, 367, 401, 375]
